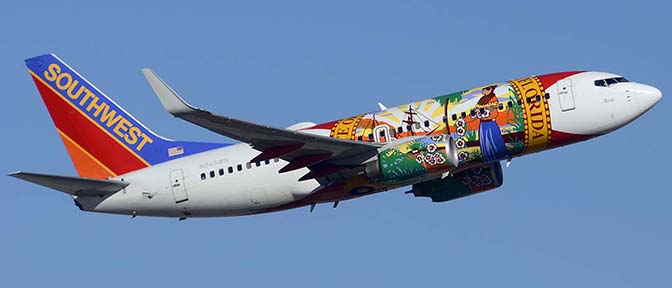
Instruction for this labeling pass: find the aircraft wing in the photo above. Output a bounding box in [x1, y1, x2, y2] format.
[8, 171, 129, 197]
[143, 69, 382, 172]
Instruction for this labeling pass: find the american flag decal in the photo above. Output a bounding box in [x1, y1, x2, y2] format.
[168, 146, 184, 157]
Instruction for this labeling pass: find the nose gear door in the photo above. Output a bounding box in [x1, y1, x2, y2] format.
[557, 79, 576, 111]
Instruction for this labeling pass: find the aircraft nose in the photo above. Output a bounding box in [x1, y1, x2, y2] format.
[633, 83, 662, 113]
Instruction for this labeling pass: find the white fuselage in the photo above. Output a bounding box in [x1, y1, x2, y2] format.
[77, 144, 320, 217]
[76, 71, 662, 218]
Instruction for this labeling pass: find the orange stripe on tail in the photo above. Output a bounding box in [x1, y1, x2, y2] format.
[58, 129, 117, 178]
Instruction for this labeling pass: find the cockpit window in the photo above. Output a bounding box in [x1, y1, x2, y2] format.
[595, 77, 629, 87]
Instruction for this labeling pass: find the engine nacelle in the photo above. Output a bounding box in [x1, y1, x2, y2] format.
[364, 135, 459, 184]
[409, 161, 503, 202]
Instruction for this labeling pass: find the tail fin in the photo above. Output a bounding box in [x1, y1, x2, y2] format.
[25, 54, 226, 178]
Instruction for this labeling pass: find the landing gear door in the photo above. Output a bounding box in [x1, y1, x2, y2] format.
[557, 79, 576, 111]
[170, 169, 188, 203]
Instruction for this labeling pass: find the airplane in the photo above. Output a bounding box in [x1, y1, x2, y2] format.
[9, 53, 662, 219]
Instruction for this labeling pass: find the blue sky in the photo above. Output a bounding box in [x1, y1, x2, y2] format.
[1, 1, 670, 287]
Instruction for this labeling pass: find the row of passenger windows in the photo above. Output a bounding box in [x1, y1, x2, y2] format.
[354, 93, 552, 141]
[594, 77, 629, 87]
[449, 93, 551, 121]
[200, 158, 280, 180]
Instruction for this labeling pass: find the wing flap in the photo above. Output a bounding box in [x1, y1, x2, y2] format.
[9, 171, 129, 197]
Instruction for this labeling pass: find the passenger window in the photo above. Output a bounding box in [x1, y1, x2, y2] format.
[219, 168, 224, 176]
[209, 171, 215, 178]
[228, 166, 233, 173]
[517, 99, 523, 105]
[237, 164, 243, 171]
[264, 159, 270, 165]
[379, 130, 385, 137]
[274, 158, 280, 163]
[423, 120, 430, 127]
[451, 114, 458, 121]
[357, 135, 363, 141]
[544, 93, 550, 99]
[479, 107, 485, 114]
[526, 97, 531, 104]
[246, 162, 252, 169]
[368, 134, 374, 140]
[507, 101, 513, 108]
[498, 103, 504, 110]
[406, 125, 412, 131]
[200, 173, 206, 180]
[255, 161, 261, 167]
[397, 127, 403, 133]
[442, 116, 447, 123]
[460, 112, 467, 118]
[536, 95, 541, 102]
[414, 123, 421, 129]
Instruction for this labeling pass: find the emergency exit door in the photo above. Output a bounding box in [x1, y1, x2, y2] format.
[170, 169, 188, 203]
[557, 79, 576, 111]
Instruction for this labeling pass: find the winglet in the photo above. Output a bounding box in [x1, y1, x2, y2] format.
[142, 68, 197, 115]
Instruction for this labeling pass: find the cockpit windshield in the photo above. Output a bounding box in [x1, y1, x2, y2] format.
[594, 77, 629, 87]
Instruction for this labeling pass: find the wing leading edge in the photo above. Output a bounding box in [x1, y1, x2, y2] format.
[142, 69, 381, 172]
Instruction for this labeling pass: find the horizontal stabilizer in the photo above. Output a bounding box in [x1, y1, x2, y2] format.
[8, 171, 129, 197]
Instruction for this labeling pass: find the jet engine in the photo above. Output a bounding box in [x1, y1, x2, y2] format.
[364, 135, 459, 184]
[408, 161, 503, 202]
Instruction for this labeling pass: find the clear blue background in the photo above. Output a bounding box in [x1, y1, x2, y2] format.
[1, 1, 669, 287]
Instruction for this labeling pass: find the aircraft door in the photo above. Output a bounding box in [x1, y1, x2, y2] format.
[557, 79, 576, 111]
[169, 169, 188, 203]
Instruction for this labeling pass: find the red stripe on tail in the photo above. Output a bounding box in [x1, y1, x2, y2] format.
[32, 74, 148, 177]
